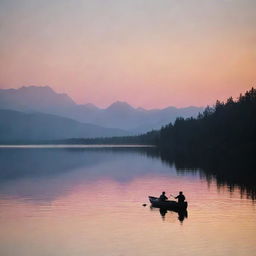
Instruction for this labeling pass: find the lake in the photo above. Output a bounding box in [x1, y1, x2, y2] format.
[0, 146, 255, 256]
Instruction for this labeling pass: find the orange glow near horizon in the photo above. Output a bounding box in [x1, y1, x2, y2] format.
[0, 0, 255, 108]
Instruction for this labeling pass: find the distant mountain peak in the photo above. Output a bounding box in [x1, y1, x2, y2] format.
[83, 103, 99, 110]
[136, 107, 146, 111]
[0, 85, 76, 108]
[0, 85, 203, 133]
[106, 101, 134, 111]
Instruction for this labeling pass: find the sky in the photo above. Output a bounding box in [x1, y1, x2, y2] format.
[0, 0, 255, 108]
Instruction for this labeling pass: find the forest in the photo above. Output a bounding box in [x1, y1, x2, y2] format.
[158, 87, 256, 161]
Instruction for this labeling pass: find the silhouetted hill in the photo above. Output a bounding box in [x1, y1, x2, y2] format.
[0, 86, 203, 133]
[158, 87, 256, 160]
[106, 101, 134, 112]
[0, 109, 129, 143]
[0, 86, 75, 112]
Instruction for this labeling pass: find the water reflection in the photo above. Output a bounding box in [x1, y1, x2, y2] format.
[0, 147, 169, 201]
[0, 146, 255, 201]
[150, 149, 256, 201]
[150, 206, 188, 223]
[0, 147, 255, 256]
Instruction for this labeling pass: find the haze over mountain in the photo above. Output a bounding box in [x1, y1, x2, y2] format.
[0, 86, 76, 111]
[0, 109, 128, 142]
[0, 86, 203, 133]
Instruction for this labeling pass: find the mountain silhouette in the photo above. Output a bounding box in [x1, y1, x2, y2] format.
[106, 101, 134, 112]
[0, 109, 128, 142]
[0, 86, 203, 133]
[0, 86, 75, 112]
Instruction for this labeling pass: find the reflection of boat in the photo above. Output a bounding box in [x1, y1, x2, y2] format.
[148, 196, 188, 211]
[149, 196, 188, 222]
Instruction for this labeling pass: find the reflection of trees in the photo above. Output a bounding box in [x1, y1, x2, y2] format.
[0, 146, 255, 201]
[152, 149, 256, 201]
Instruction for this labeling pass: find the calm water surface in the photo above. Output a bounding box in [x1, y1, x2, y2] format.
[0, 147, 255, 256]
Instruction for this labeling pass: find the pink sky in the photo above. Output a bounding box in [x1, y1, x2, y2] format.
[0, 0, 255, 108]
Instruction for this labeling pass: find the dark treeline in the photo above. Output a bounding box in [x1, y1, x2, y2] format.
[59, 130, 159, 145]
[0, 131, 159, 145]
[158, 87, 256, 161]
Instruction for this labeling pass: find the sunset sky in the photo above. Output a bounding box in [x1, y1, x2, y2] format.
[0, 0, 255, 108]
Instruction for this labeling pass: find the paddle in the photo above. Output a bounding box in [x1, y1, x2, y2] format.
[170, 194, 176, 199]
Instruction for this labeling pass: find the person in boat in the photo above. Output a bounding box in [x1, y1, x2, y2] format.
[175, 191, 185, 204]
[159, 191, 168, 201]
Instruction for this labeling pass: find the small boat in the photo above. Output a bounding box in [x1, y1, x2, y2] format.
[149, 196, 188, 211]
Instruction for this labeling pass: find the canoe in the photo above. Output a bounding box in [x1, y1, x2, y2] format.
[148, 196, 188, 211]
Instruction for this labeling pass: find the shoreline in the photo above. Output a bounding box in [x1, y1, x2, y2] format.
[0, 144, 156, 148]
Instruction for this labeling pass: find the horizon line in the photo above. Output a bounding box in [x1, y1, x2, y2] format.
[0, 84, 206, 110]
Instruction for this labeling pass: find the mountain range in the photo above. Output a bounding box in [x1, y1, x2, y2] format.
[0, 109, 128, 142]
[0, 86, 203, 136]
